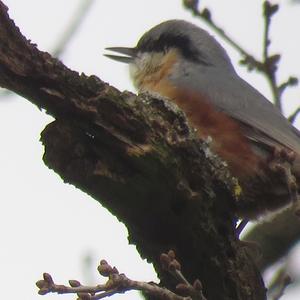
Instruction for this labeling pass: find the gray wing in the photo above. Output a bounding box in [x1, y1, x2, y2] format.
[214, 76, 300, 154]
[173, 69, 300, 154]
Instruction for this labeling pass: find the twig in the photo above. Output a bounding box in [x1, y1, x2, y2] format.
[183, 0, 255, 60]
[262, 1, 281, 110]
[288, 107, 300, 124]
[36, 251, 207, 300]
[160, 250, 207, 300]
[51, 0, 94, 57]
[36, 262, 185, 300]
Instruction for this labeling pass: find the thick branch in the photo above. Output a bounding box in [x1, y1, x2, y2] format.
[0, 2, 266, 300]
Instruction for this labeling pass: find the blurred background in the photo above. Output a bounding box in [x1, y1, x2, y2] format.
[0, 0, 299, 299]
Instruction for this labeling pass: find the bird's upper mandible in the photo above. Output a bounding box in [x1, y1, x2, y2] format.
[105, 19, 300, 219]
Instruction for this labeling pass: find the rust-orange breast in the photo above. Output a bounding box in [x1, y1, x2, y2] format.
[144, 77, 261, 178]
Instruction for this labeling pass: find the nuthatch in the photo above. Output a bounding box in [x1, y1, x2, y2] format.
[105, 19, 300, 219]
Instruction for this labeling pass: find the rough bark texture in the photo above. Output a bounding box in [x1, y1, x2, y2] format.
[0, 2, 266, 299]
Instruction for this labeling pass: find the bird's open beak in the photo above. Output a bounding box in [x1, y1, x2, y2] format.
[104, 47, 136, 63]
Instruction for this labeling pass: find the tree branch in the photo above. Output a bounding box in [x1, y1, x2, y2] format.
[51, 0, 94, 58]
[0, 2, 266, 299]
[36, 251, 208, 300]
[289, 107, 300, 124]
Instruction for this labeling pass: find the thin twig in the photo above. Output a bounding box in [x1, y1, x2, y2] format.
[52, 0, 94, 57]
[262, 1, 281, 110]
[37, 252, 207, 300]
[183, 0, 255, 60]
[160, 250, 207, 300]
[289, 107, 300, 123]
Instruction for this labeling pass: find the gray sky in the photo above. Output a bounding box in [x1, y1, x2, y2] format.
[0, 1, 300, 300]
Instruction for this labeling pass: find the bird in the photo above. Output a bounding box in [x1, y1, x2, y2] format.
[105, 19, 300, 220]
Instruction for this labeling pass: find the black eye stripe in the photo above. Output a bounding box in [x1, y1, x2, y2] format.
[137, 33, 211, 66]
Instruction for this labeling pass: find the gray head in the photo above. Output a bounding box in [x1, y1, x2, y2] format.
[105, 20, 235, 91]
[136, 20, 232, 67]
